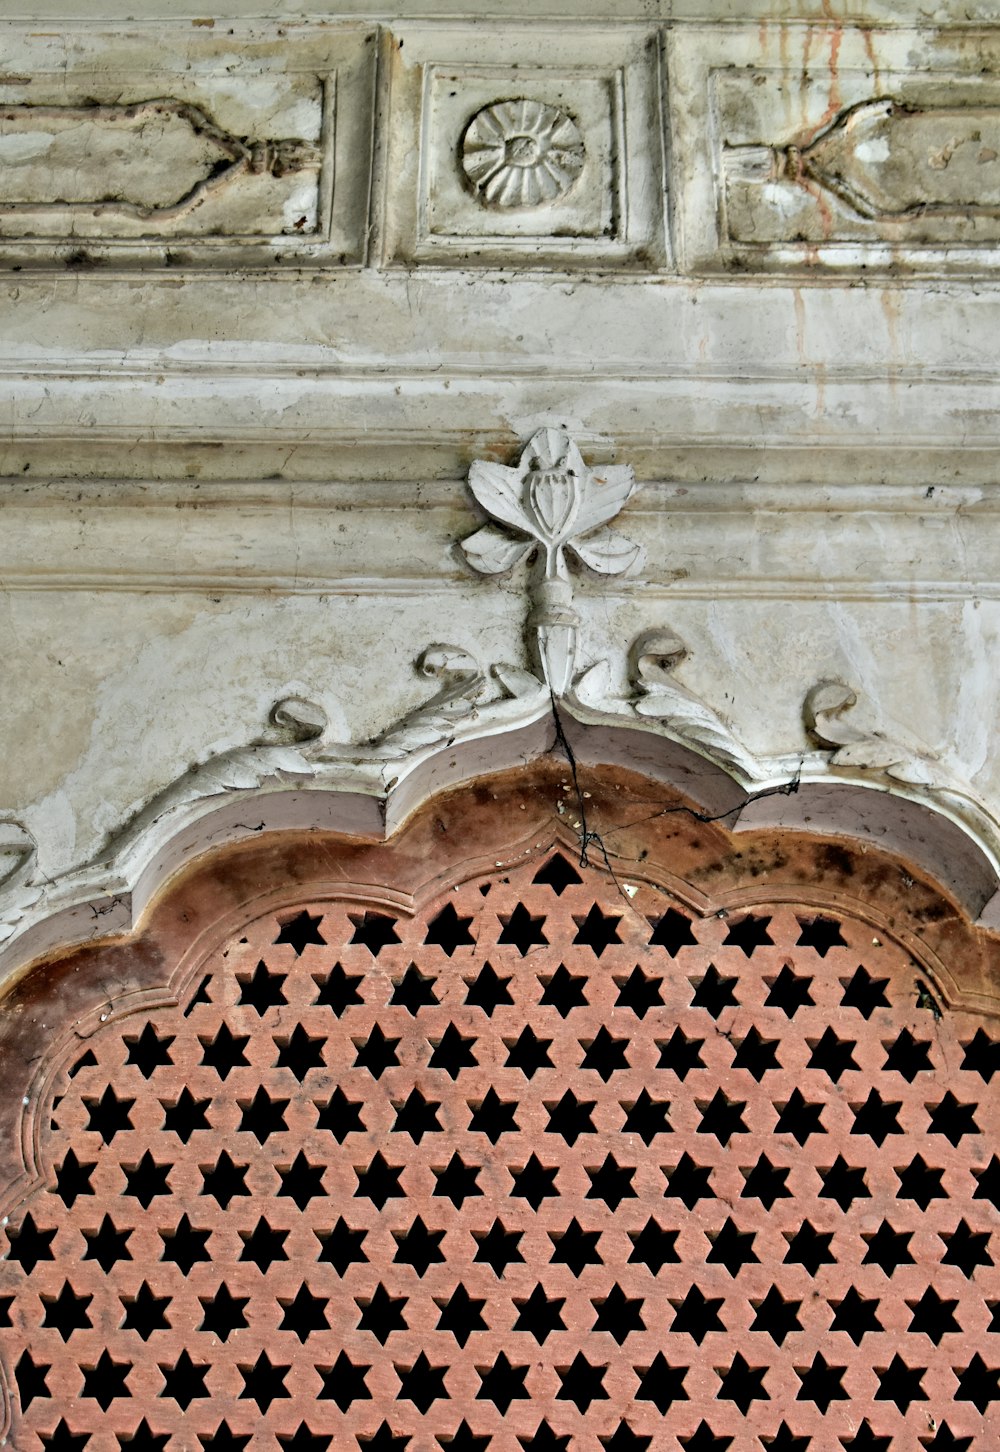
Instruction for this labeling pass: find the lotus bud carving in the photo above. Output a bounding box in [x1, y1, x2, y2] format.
[527, 468, 579, 544]
[461, 429, 642, 694]
[461, 428, 642, 584]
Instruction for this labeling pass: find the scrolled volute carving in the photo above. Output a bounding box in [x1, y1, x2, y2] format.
[628, 628, 691, 713]
[575, 628, 758, 780]
[124, 696, 328, 825]
[804, 680, 939, 787]
[0, 706, 329, 950]
[370, 646, 489, 754]
[0, 819, 41, 945]
[367, 647, 546, 757]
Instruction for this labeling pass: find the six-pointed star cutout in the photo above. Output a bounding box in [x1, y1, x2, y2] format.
[13, 868, 1000, 1452]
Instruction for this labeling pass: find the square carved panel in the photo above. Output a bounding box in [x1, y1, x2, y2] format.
[381, 26, 667, 268]
[0, 23, 376, 269]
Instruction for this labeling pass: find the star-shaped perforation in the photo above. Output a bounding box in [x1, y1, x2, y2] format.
[236, 959, 288, 1016]
[4, 858, 999, 1452]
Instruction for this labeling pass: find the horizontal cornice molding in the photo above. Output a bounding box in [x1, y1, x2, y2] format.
[6, 7, 1000, 27]
[3, 477, 1000, 597]
[0, 275, 996, 479]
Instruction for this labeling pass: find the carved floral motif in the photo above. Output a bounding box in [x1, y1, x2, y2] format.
[461, 99, 585, 209]
[461, 428, 641, 692]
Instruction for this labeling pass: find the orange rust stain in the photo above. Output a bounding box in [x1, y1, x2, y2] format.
[795, 167, 835, 240]
[792, 286, 808, 369]
[880, 287, 902, 395]
[797, 24, 845, 150]
[861, 27, 881, 88]
[826, 25, 843, 115]
[880, 287, 904, 401]
[803, 24, 845, 140]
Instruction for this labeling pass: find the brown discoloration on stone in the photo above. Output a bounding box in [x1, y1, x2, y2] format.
[0, 761, 997, 1446]
[2, 759, 998, 1120]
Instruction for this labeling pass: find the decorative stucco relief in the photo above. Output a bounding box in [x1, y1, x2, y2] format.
[804, 681, 939, 788]
[799, 680, 1000, 922]
[363, 647, 545, 757]
[667, 24, 1000, 273]
[0, 82, 330, 246]
[0, 101, 320, 225]
[575, 630, 760, 781]
[460, 427, 642, 693]
[726, 98, 1000, 227]
[3, 432, 1000, 970]
[721, 91, 1000, 259]
[0, 821, 42, 946]
[382, 24, 665, 267]
[0, 24, 375, 264]
[7, 21, 1000, 272]
[460, 99, 585, 209]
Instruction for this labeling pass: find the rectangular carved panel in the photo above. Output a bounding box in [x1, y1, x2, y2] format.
[0, 24, 375, 268]
[667, 24, 1000, 274]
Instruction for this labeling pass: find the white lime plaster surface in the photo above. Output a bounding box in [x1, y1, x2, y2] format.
[1, 1, 999, 968]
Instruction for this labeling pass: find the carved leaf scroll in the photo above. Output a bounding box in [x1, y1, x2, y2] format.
[0, 100, 320, 222]
[727, 97, 1000, 223]
[0, 820, 41, 944]
[366, 648, 548, 758]
[575, 629, 759, 780]
[804, 681, 938, 787]
[371, 646, 489, 753]
[185, 698, 326, 793]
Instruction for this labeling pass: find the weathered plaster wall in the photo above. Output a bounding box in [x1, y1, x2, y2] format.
[2, 2, 1000, 964]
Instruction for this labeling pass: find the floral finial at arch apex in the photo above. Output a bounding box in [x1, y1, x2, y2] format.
[461, 428, 641, 585]
[460, 429, 642, 693]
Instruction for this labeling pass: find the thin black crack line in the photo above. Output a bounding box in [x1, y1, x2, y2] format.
[595, 770, 804, 838]
[550, 694, 640, 910]
[550, 691, 591, 865]
[550, 693, 805, 915]
[551, 689, 802, 843]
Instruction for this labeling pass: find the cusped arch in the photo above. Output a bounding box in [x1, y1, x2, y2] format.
[3, 696, 1000, 994]
[1, 760, 1000, 1450]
